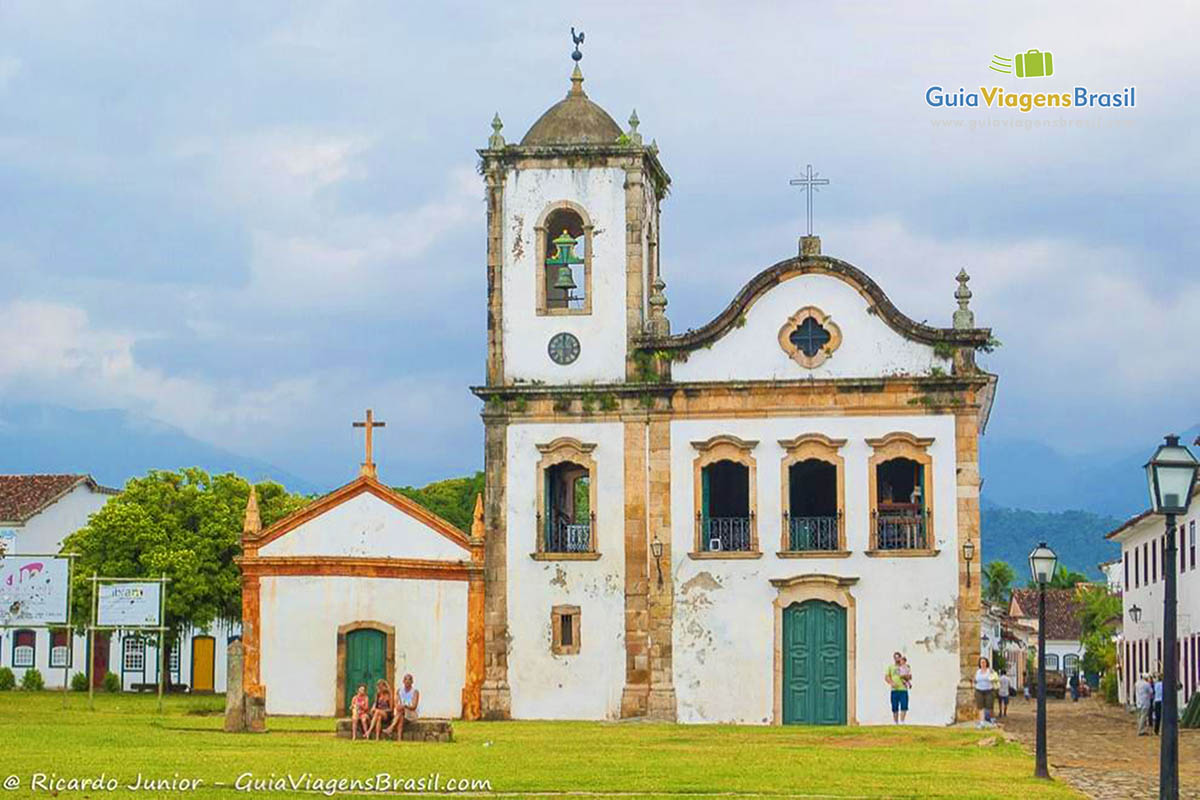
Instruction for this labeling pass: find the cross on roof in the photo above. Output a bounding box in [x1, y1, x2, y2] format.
[352, 409, 386, 479]
[789, 164, 831, 237]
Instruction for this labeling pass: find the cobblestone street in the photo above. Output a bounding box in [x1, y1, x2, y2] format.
[1000, 695, 1200, 799]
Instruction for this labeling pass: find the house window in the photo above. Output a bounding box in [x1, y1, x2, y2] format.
[1153, 539, 1158, 583]
[1063, 653, 1080, 678]
[1044, 653, 1060, 671]
[777, 306, 842, 369]
[12, 630, 35, 669]
[1134, 547, 1140, 588]
[551, 605, 581, 655]
[535, 438, 597, 557]
[168, 641, 180, 676]
[123, 637, 145, 673]
[779, 434, 846, 553]
[1143, 542, 1149, 585]
[49, 629, 71, 668]
[1190, 521, 1196, 570]
[536, 203, 592, 316]
[691, 435, 759, 555]
[1124, 552, 1129, 591]
[868, 432, 935, 553]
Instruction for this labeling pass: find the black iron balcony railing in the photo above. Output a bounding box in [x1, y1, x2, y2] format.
[874, 507, 928, 550]
[700, 516, 753, 552]
[542, 514, 593, 553]
[786, 514, 840, 551]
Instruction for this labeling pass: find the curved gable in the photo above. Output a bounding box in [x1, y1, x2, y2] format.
[656, 255, 990, 383]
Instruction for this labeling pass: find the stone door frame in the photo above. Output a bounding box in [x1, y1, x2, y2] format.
[771, 574, 858, 725]
[335, 621, 396, 716]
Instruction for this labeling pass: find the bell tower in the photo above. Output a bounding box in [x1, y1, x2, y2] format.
[479, 52, 671, 388]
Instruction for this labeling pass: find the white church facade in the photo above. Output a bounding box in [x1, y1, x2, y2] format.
[470, 58, 997, 725]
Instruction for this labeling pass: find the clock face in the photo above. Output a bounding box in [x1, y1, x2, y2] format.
[548, 332, 580, 365]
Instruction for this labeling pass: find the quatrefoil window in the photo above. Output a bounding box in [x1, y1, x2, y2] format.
[778, 306, 842, 369]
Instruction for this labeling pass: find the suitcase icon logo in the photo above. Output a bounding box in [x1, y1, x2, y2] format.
[989, 50, 1054, 78]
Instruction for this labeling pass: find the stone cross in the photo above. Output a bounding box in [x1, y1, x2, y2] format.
[353, 409, 386, 479]
[789, 164, 830, 237]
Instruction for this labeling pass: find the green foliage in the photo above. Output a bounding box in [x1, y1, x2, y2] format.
[982, 505, 1120, 581]
[0, 667, 14, 690]
[20, 668, 44, 691]
[982, 560, 1015, 606]
[1025, 565, 1089, 590]
[933, 341, 957, 360]
[1100, 667, 1119, 703]
[71, 672, 89, 692]
[991, 649, 1007, 673]
[395, 472, 485, 534]
[1076, 583, 1122, 686]
[574, 477, 590, 519]
[102, 672, 120, 693]
[62, 469, 310, 641]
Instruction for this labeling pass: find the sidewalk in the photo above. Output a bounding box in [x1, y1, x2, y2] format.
[999, 695, 1200, 799]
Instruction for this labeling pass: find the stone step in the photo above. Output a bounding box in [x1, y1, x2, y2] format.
[335, 717, 453, 742]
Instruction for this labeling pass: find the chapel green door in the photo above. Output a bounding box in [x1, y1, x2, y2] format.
[782, 600, 847, 725]
[344, 629, 387, 715]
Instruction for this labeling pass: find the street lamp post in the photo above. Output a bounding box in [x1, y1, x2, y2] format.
[1028, 541, 1058, 780]
[1144, 434, 1199, 800]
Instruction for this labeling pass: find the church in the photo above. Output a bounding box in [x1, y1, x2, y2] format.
[238, 48, 996, 728]
[470, 52, 996, 726]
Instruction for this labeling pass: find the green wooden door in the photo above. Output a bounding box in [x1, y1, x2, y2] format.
[782, 600, 847, 725]
[344, 629, 386, 715]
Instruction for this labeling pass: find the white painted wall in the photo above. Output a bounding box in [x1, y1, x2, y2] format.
[669, 414, 962, 725]
[502, 167, 629, 384]
[259, 576, 467, 717]
[672, 273, 952, 383]
[505, 421, 627, 719]
[258, 492, 469, 561]
[5, 482, 113, 556]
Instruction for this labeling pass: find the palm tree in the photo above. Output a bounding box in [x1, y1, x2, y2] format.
[982, 560, 1015, 606]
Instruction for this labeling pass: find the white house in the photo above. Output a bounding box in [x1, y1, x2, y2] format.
[0, 474, 115, 688]
[1009, 588, 1084, 684]
[1106, 484, 1200, 707]
[470, 55, 997, 725]
[0, 473, 237, 693]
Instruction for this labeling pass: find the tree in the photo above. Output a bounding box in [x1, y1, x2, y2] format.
[1025, 564, 1089, 590]
[62, 469, 309, 685]
[395, 472, 485, 533]
[1076, 582, 1122, 684]
[982, 560, 1015, 606]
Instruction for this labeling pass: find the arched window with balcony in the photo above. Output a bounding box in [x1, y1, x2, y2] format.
[536, 203, 593, 315]
[867, 432, 935, 554]
[691, 436, 758, 555]
[535, 438, 598, 557]
[779, 434, 846, 554]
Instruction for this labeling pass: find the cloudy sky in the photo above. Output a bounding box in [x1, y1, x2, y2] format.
[1, 2, 1195, 490]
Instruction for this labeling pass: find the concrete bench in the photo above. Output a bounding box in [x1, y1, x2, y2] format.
[335, 717, 453, 742]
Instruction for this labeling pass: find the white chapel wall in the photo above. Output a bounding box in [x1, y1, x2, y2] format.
[258, 492, 469, 561]
[502, 167, 629, 384]
[669, 414, 962, 725]
[259, 575, 467, 717]
[672, 273, 952, 383]
[505, 420, 627, 719]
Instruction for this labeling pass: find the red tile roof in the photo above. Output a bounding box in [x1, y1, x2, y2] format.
[0, 474, 116, 524]
[1009, 588, 1083, 641]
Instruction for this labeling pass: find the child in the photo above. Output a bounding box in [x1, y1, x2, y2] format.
[899, 656, 913, 690]
[350, 684, 370, 740]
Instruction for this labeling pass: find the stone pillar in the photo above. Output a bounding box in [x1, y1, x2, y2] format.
[955, 406, 983, 721]
[462, 495, 486, 721]
[484, 163, 506, 387]
[223, 640, 246, 733]
[480, 419, 512, 718]
[620, 420, 651, 717]
[623, 165, 647, 380]
[647, 417, 677, 720]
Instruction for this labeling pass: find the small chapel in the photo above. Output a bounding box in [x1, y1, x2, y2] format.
[470, 46, 997, 726]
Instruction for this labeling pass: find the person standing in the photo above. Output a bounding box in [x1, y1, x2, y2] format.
[996, 669, 1011, 719]
[1152, 673, 1164, 735]
[1135, 673, 1153, 736]
[974, 657, 997, 728]
[884, 651, 910, 724]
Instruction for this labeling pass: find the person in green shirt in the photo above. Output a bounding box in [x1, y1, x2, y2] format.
[885, 651, 910, 723]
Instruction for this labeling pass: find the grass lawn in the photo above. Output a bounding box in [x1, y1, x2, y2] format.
[0, 691, 1081, 799]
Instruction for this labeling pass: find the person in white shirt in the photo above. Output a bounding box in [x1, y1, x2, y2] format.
[996, 669, 1012, 719]
[1135, 674, 1153, 736]
[974, 657, 997, 728]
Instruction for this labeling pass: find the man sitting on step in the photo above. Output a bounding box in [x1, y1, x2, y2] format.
[384, 674, 420, 741]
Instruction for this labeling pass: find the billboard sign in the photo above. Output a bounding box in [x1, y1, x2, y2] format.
[0, 556, 70, 626]
[97, 582, 162, 627]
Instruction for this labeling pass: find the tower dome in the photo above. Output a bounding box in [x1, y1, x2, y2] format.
[520, 66, 623, 147]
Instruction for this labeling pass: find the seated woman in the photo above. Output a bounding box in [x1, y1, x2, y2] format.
[350, 684, 371, 740]
[369, 679, 394, 740]
[383, 673, 420, 742]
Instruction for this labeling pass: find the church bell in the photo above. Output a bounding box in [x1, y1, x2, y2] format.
[546, 229, 583, 295]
